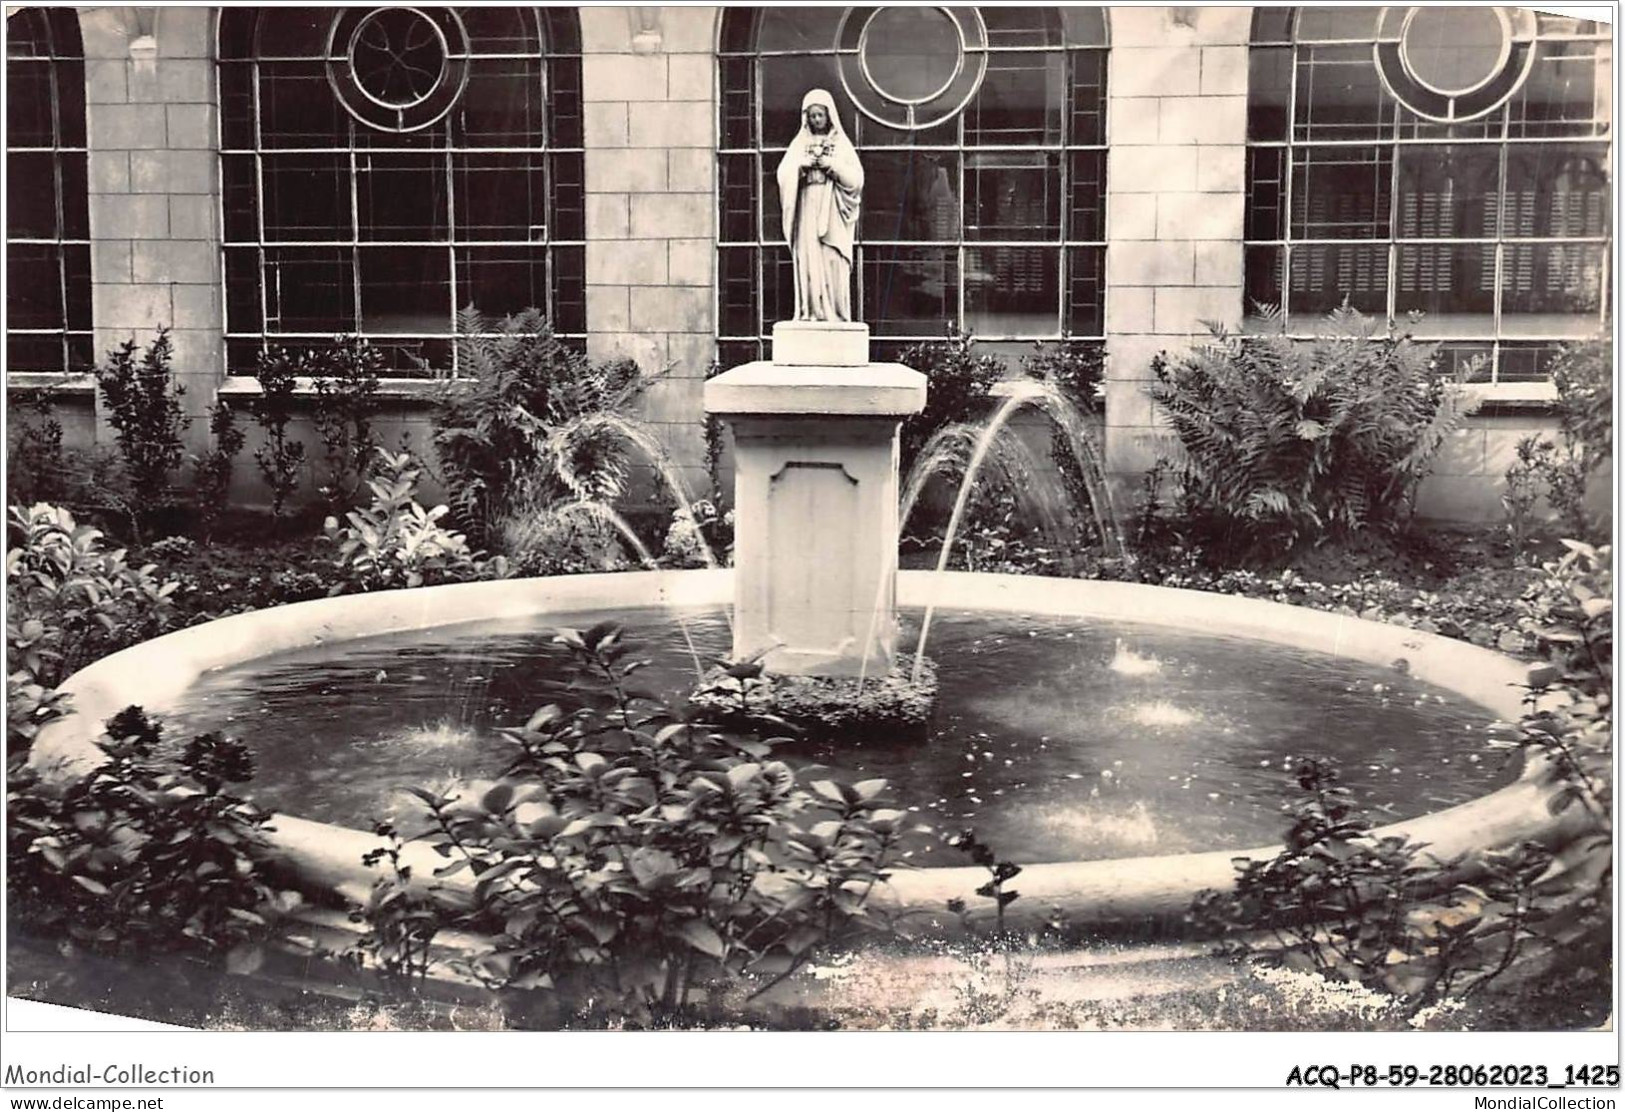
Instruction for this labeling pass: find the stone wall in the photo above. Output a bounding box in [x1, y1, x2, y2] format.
[1102, 6, 1249, 492]
[79, 7, 222, 451]
[1419, 412, 1610, 524]
[580, 7, 721, 500]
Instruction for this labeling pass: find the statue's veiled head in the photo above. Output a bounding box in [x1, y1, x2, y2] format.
[799, 88, 844, 141]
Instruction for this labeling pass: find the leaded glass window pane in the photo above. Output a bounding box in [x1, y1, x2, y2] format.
[1395, 243, 1497, 333]
[1395, 146, 1503, 239]
[217, 7, 584, 374]
[1244, 7, 1611, 382]
[1289, 243, 1390, 318]
[967, 246, 1060, 335]
[862, 151, 962, 242]
[717, 7, 1107, 349]
[5, 8, 90, 374]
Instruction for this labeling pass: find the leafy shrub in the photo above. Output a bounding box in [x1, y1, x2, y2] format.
[1021, 340, 1104, 408]
[6, 673, 70, 758]
[896, 324, 1006, 476]
[155, 540, 340, 627]
[190, 402, 245, 542]
[944, 829, 1023, 938]
[1192, 757, 1553, 1014]
[95, 330, 189, 536]
[432, 307, 647, 549]
[1502, 437, 1550, 555]
[361, 622, 914, 1024]
[250, 348, 308, 520]
[7, 391, 69, 508]
[1127, 559, 1540, 653]
[946, 489, 1063, 575]
[6, 504, 178, 689]
[1489, 540, 1612, 950]
[323, 448, 507, 592]
[309, 340, 384, 510]
[350, 822, 445, 983]
[1503, 338, 1612, 545]
[1148, 308, 1477, 555]
[1551, 337, 1611, 464]
[894, 332, 1114, 569]
[496, 506, 634, 577]
[1196, 554, 1612, 1017]
[145, 535, 198, 564]
[661, 499, 733, 569]
[7, 706, 298, 969]
[1504, 445, 1589, 548]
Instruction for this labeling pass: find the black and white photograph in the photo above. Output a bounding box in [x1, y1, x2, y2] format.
[1, 0, 1616, 1097]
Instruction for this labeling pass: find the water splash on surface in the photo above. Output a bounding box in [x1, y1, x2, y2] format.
[1108, 639, 1163, 677]
[392, 720, 479, 751]
[1032, 799, 1162, 853]
[1128, 701, 1198, 728]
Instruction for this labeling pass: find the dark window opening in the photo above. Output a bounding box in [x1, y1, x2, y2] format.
[6, 7, 90, 374]
[217, 7, 584, 375]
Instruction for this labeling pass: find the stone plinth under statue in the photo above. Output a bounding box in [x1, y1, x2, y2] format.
[704, 321, 926, 683]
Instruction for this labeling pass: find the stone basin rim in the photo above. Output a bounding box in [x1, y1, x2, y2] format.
[27, 569, 1584, 931]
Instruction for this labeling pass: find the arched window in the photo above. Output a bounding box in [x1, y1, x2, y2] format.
[1246, 7, 1611, 382]
[718, 7, 1108, 364]
[7, 7, 90, 374]
[218, 7, 585, 373]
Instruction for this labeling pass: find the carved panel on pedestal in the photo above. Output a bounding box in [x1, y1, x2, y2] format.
[765, 460, 859, 655]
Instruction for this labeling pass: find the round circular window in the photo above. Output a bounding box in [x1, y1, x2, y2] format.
[351, 8, 447, 108]
[328, 7, 470, 132]
[1374, 6, 1537, 123]
[837, 6, 988, 131]
[860, 7, 964, 105]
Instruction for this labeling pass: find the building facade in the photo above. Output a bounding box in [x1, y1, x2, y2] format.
[5, 6, 1614, 518]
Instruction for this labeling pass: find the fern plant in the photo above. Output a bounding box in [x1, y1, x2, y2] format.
[431, 307, 647, 549]
[1147, 307, 1478, 555]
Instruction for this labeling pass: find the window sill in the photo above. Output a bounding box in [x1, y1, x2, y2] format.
[6, 372, 96, 397]
[1461, 381, 1559, 416]
[218, 376, 446, 403]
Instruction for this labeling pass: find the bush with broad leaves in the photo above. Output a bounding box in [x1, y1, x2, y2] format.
[6, 503, 178, 691]
[360, 621, 919, 1025]
[322, 449, 508, 592]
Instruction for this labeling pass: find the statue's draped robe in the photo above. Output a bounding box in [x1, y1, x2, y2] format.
[776, 102, 864, 322]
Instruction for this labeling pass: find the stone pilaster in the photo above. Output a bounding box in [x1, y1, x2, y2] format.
[580, 7, 721, 492]
[80, 7, 222, 451]
[1103, 6, 1250, 488]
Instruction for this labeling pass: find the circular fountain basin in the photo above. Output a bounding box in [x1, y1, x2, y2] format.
[28, 570, 1587, 932]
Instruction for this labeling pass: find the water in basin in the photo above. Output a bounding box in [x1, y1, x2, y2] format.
[157, 607, 1514, 865]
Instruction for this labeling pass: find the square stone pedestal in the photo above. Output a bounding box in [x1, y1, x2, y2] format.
[772, 320, 869, 367]
[705, 358, 926, 677]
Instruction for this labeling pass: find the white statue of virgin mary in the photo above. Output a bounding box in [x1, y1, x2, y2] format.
[776, 89, 865, 322]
